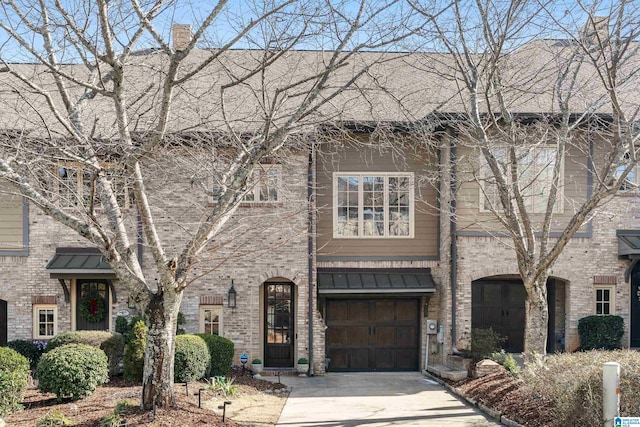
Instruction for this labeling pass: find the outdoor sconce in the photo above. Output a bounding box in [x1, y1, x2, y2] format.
[228, 280, 237, 308]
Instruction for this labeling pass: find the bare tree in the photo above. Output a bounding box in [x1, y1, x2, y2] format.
[407, 0, 640, 356]
[0, 0, 419, 408]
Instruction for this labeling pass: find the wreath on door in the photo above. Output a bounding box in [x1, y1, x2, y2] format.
[79, 294, 106, 323]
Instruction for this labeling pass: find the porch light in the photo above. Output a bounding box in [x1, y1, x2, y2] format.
[228, 280, 237, 308]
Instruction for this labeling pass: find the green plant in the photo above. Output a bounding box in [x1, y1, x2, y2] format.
[36, 344, 109, 401]
[205, 376, 239, 398]
[252, 359, 262, 364]
[123, 319, 146, 382]
[98, 413, 122, 427]
[195, 333, 234, 377]
[0, 346, 30, 416]
[176, 311, 186, 335]
[468, 328, 505, 361]
[35, 409, 75, 426]
[174, 335, 210, 383]
[6, 339, 46, 370]
[490, 350, 520, 376]
[115, 316, 129, 336]
[114, 399, 138, 414]
[44, 331, 124, 377]
[578, 315, 624, 350]
[297, 357, 309, 364]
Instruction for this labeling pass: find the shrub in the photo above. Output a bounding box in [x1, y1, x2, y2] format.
[123, 320, 146, 382]
[6, 339, 46, 370]
[578, 315, 624, 350]
[45, 331, 124, 376]
[116, 316, 144, 344]
[468, 328, 505, 361]
[176, 311, 186, 335]
[35, 409, 75, 426]
[36, 344, 109, 401]
[0, 347, 30, 416]
[252, 359, 262, 364]
[174, 334, 210, 383]
[490, 350, 520, 376]
[298, 357, 309, 364]
[205, 376, 239, 398]
[522, 350, 640, 426]
[195, 333, 234, 377]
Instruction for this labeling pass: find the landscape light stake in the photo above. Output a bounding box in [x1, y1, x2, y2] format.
[184, 382, 189, 395]
[198, 388, 206, 408]
[218, 401, 232, 422]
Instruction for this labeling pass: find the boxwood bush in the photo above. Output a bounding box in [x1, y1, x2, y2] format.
[578, 315, 624, 350]
[195, 333, 234, 377]
[45, 331, 124, 376]
[123, 320, 146, 382]
[6, 339, 46, 370]
[0, 347, 30, 416]
[36, 343, 109, 401]
[468, 328, 505, 361]
[174, 335, 210, 383]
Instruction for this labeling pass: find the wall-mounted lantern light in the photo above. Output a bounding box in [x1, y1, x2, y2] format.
[228, 280, 237, 308]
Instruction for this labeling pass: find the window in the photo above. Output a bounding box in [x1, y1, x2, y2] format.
[56, 164, 130, 209]
[333, 172, 414, 238]
[616, 162, 639, 190]
[33, 305, 57, 339]
[480, 147, 563, 213]
[199, 305, 222, 335]
[243, 165, 280, 203]
[595, 286, 615, 315]
[0, 182, 27, 254]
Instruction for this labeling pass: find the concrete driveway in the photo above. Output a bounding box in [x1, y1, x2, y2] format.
[273, 372, 500, 427]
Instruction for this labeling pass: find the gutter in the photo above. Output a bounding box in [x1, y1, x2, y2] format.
[450, 138, 459, 354]
[307, 142, 315, 376]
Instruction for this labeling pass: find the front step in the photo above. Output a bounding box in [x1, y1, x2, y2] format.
[426, 364, 468, 382]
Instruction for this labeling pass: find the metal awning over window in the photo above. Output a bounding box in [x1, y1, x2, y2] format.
[318, 268, 436, 295]
[617, 230, 640, 282]
[46, 247, 115, 279]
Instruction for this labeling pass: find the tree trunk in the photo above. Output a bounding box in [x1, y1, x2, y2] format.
[523, 276, 548, 360]
[141, 289, 183, 409]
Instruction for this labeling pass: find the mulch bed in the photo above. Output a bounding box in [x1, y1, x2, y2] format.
[6, 374, 287, 427]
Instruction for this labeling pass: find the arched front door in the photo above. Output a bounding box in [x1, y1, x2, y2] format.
[631, 263, 640, 347]
[0, 299, 7, 345]
[264, 282, 294, 368]
[76, 279, 109, 331]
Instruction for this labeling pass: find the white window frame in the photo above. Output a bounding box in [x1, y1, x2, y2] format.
[199, 305, 223, 336]
[33, 304, 57, 339]
[332, 172, 415, 239]
[479, 147, 564, 214]
[55, 163, 130, 209]
[242, 164, 281, 203]
[616, 162, 639, 190]
[595, 285, 615, 315]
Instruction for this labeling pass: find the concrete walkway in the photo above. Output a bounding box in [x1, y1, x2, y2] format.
[272, 372, 500, 427]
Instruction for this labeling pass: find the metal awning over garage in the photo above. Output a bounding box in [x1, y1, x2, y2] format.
[318, 268, 436, 295]
[618, 230, 640, 282]
[46, 247, 115, 278]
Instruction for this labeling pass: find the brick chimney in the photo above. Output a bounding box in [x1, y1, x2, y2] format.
[172, 24, 192, 51]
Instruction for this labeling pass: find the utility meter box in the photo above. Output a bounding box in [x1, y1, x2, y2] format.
[426, 319, 438, 334]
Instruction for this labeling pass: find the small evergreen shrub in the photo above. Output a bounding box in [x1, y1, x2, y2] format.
[6, 339, 46, 370]
[116, 315, 144, 344]
[578, 315, 624, 350]
[195, 333, 234, 377]
[468, 328, 505, 361]
[35, 409, 75, 426]
[176, 311, 186, 335]
[490, 350, 520, 376]
[36, 344, 109, 401]
[123, 320, 146, 382]
[174, 335, 210, 383]
[0, 346, 30, 416]
[298, 357, 309, 364]
[45, 331, 124, 376]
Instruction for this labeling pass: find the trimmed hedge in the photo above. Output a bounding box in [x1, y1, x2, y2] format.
[45, 331, 124, 376]
[6, 339, 46, 370]
[578, 315, 624, 350]
[174, 335, 210, 383]
[195, 333, 234, 377]
[468, 328, 505, 361]
[123, 320, 146, 382]
[36, 343, 109, 401]
[0, 347, 30, 416]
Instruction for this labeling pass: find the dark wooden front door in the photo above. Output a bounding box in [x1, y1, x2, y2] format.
[76, 280, 109, 331]
[264, 283, 294, 367]
[326, 298, 419, 371]
[631, 263, 640, 347]
[472, 280, 526, 352]
[0, 299, 7, 345]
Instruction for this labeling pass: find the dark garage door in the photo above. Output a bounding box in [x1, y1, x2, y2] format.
[326, 298, 419, 371]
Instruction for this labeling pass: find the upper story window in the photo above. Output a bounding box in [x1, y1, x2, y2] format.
[56, 164, 130, 209]
[480, 147, 563, 214]
[243, 165, 280, 203]
[0, 182, 27, 254]
[333, 172, 414, 238]
[616, 162, 639, 190]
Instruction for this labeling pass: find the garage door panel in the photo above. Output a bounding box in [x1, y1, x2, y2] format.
[326, 298, 419, 371]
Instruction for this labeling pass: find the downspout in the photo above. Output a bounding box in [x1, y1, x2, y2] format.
[137, 211, 143, 266]
[307, 141, 315, 376]
[450, 137, 459, 354]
